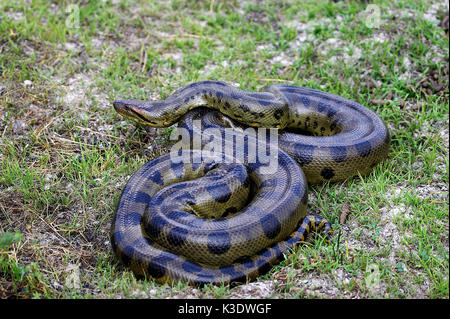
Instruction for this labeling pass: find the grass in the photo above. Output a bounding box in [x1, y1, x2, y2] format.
[0, 0, 448, 299]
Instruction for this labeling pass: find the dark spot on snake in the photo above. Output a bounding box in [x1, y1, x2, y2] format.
[171, 160, 184, 178]
[145, 215, 168, 237]
[224, 101, 230, 109]
[273, 109, 284, 120]
[256, 259, 271, 274]
[159, 252, 178, 264]
[135, 191, 151, 204]
[291, 180, 305, 197]
[320, 167, 335, 180]
[167, 226, 189, 246]
[184, 97, 190, 103]
[191, 161, 202, 171]
[120, 245, 134, 266]
[355, 141, 372, 157]
[148, 170, 164, 186]
[294, 143, 315, 166]
[327, 108, 337, 118]
[260, 214, 281, 239]
[301, 96, 310, 107]
[182, 261, 202, 273]
[216, 91, 223, 99]
[330, 119, 339, 131]
[206, 182, 231, 203]
[313, 121, 318, 129]
[150, 194, 164, 206]
[318, 101, 326, 113]
[330, 146, 347, 163]
[207, 231, 231, 255]
[330, 125, 336, 132]
[222, 206, 238, 217]
[146, 255, 173, 279]
[124, 212, 142, 226]
[259, 112, 265, 118]
[185, 82, 201, 89]
[240, 104, 250, 112]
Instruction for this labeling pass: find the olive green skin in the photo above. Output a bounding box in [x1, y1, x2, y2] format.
[111, 81, 389, 285]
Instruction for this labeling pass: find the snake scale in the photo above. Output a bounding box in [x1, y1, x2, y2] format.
[111, 80, 390, 285]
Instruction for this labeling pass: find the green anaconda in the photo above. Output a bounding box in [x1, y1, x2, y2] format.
[110, 80, 390, 285]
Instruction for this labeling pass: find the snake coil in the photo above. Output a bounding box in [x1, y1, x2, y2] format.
[111, 81, 389, 285]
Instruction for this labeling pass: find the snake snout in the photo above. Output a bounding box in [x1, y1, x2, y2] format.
[113, 99, 162, 126]
[113, 99, 143, 112]
[112, 100, 126, 114]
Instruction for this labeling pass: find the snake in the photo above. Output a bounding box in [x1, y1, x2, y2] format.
[110, 80, 390, 285]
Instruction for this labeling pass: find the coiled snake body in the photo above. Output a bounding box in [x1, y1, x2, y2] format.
[111, 81, 390, 285]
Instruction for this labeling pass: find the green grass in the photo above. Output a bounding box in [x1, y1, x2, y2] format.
[0, 0, 448, 299]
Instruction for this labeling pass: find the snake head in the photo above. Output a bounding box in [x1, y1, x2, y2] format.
[113, 99, 169, 127]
